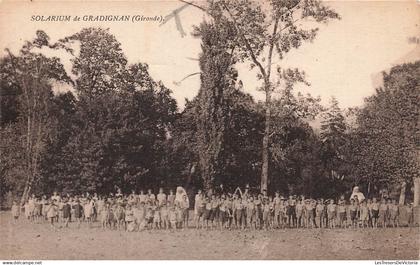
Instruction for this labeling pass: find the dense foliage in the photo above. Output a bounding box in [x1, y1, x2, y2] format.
[1, 25, 418, 206]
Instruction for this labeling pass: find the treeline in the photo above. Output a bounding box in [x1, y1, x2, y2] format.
[1, 27, 419, 206]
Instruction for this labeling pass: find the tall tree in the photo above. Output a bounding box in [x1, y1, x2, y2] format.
[320, 97, 347, 179]
[0, 30, 71, 204]
[49, 28, 178, 194]
[352, 62, 420, 204]
[187, 0, 340, 191]
[193, 19, 239, 190]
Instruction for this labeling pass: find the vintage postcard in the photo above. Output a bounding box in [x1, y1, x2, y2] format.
[0, 0, 419, 262]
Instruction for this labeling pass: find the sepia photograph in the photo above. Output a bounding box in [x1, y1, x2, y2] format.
[0, 0, 419, 262]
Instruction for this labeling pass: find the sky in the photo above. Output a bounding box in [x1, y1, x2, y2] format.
[0, 0, 419, 110]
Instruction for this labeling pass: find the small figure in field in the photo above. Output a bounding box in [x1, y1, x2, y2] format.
[72, 199, 83, 228]
[168, 205, 177, 230]
[295, 199, 304, 228]
[153, 204, 161, 229]
[359, 201, 369, 228]
[139, 190, 147, 204]
[83, 198, 93, 225]
[46, 200, 58, 229]
[218, 195, 227, 230]
[34, 197, 42, 223]
[327, 199, 337, 229]
[157, 187, 167, 206]
[62, 199, 71, 228]
[160, 202, 169, 230]
[176, 203, 184, 229]
[145, 202, 154, 229]
[168, 189, 175, 207]
[371, 197, 379, 228]
[269, 196, 275, 229]
[348, 199, 358, 229]
[316, 199, 325, 228]
[135, 202, 146, 231]
[280, 199, 287, 229]
[235, 197, 245, 230]
[11, 201, 20, 223]
[115, 202, 126, 230]
[304, 199, 315, 228]
[385, 199, 393, 227]
[195, 193, 205, 229]
[147, 189, 156, 204]
[255, 194, 263, 229]
[389, 199, 399, 228]
[406, 202, 414, 227]
[337, 198, 347, 228]
[378, 198, 388, 228]
[273, 192, 281, 228]
[204, 196, 212, 229]
[100, 203, 110, 230]
[287, 195, 297, 228]
[41, 195, 48, 221]
[125, 204, 136, 232]
[245, 196, 255, 230]
[181, 194, 189, 229]
[262, 198, 271, 230]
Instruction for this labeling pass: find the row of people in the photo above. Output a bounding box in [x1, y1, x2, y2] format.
[12, 187, 416, 230]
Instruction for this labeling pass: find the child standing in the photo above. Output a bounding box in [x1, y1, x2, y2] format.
[11, 201, 20, 223]
[160, 202, 169, 229]
[168, 206, 177, 230]
[389, 199, 399, 228]
[337, 199, 347, 228]
[406, 203, 414, 227]
[126, 205, 136, 232]
[304, 199, 315, 228]
[273, 193, 281, 228]
[72, 199, 83, 228]
[246, 196, 256, 230]
[46, 200, 58, 229]
[62, 199, 71, 228]
[378, 198, 388, 228]
[371, 197, 379, 228]
[348, 199, 358, 229]
[359, 201, 369, 228]
[296, 199, 303, 228]
[262, 199, 271, 230]
[316, 199, 325, 228]
[157, 188, 167, 206]
[327, 199, 337, 229]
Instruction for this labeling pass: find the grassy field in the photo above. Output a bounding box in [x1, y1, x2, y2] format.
[0, 211, 419, 260]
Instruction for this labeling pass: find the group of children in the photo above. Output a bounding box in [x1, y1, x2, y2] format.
[12, 188, 190, 231]
[11, 186, 416, 231]
[193, 189, 415, 230]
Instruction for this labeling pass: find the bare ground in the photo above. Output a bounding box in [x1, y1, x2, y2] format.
[0, 211, 419, 260]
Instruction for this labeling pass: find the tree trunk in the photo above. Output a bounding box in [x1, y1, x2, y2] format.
[260, 83, 271, 192]
[399, 181, 406, 205]
[414, 177, 420, 207]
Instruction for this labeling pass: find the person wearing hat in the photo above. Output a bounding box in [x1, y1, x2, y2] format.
[350, 186, 365, 203]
